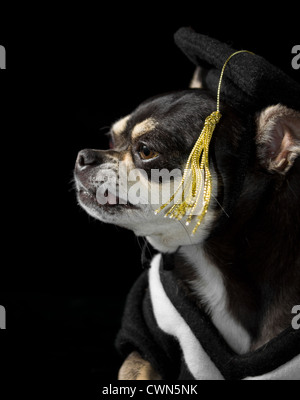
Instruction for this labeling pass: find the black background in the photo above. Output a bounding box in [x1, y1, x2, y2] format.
[0, 5, 299, 394]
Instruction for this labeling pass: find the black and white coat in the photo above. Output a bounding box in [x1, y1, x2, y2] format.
[116, 253, 300, 380]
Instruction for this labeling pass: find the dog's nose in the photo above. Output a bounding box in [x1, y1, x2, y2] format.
[76, 149, 100, 171]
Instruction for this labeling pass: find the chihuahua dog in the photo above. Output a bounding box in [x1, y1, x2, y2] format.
[74, 78, 300, 379]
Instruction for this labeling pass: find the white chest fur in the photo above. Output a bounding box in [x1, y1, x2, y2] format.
[180, 245, 251, 354]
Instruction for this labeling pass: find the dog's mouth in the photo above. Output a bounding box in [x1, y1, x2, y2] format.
[77, 186, 139, 211]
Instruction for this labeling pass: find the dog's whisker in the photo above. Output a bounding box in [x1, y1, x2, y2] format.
[139, 237, 152, 269]
[178, 219, 194, 246]
[99, 125, 111, 132]
[286, 179, 298, 200]
[211, 193, 230, 218]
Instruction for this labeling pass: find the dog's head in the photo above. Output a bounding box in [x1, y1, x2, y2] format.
[74, 89, 300, 252]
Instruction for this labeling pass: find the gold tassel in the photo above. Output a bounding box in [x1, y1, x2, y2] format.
[155, 50, 254, 234]
[155, 111, 221, 235]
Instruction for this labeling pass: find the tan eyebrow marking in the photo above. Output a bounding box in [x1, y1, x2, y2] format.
[112, 115, 130, 136]
[121, 152, 135, 169]
[132, 118, 158, 140]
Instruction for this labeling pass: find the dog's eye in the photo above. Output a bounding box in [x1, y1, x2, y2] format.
[139, 145, 159, 160]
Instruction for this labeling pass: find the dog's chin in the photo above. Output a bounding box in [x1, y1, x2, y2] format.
[77, 188, 216, 253]
[77, 188, 141, 222]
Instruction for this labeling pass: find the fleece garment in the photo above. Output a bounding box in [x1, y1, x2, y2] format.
[116, 254, 300, 380]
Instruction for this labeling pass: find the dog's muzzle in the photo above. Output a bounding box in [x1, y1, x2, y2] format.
[75, 148, 138, 210]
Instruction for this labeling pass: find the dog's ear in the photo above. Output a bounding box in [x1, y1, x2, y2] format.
[256, 104, 300, 174]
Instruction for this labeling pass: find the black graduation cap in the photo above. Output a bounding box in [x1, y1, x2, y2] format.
[174, 27, 300, 113]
